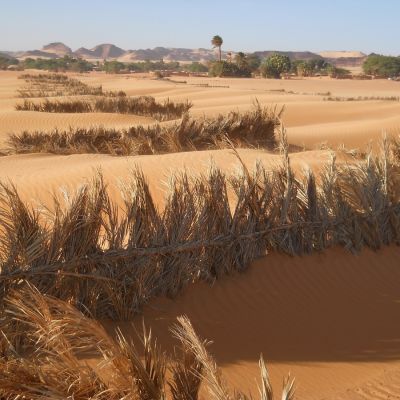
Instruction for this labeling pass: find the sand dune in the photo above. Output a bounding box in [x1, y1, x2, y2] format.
[2, 72, 400, 152]
[0, 149, 353, 209]
[111, 246, 400, 399]
[1, 71, 400, 399]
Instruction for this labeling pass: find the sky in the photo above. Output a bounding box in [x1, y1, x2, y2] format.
[1, 0, 399, 55]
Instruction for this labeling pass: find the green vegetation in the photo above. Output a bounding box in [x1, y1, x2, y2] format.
[363, 54, 400, 78]
[183, 61, 209, 73]
[209, 60, 251, 77]
[291, 58, 329, 77]
[326, 65, 351, 78]
[261, 53, 291, 78]
[0, 54, 19, 70]
[22, 55, 94, 72]
[102, 60, 125, 73]
[103, 59, 182, 74]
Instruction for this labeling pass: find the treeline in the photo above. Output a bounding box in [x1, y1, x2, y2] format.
[1, 55, 94, 72]
[102, 59, 209, 74]
[362, 54, 400, 78]
[6, 52, 400, 80]
[0, 54, 19, 70]
[208, 53, 350, 79]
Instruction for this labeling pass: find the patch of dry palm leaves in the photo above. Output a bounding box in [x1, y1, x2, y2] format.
[0, 285, 295, 399]
[9, 103, 281, 155]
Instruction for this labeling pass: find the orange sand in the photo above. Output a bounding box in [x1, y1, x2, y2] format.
[116, 246, 400, 400]
[1, 71, 400, 399]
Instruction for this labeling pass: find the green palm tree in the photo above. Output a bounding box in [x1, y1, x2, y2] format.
[211, 35, 223, 62]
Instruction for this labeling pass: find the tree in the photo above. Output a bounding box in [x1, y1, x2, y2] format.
[211, 35, 223, 62]
[260, 54, 291, 79]
[363, 54, 400, 78]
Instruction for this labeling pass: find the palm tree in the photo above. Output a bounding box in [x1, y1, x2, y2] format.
[211, 35, 223, 62]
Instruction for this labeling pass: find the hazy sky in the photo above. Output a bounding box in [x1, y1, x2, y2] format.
[2, 0, 399, 54]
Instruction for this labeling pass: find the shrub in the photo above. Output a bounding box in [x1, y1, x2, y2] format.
[363, 54, 400, 78]
[0, 54, 19, 70]
[209, 61, 251, 77]
[260, 54, 291, 78]
[326, 65, 351, 79]
[184, 62, 209, 73]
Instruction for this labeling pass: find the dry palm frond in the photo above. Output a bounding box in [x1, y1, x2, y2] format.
[259, 356, 273, 400]
[172, 316, 231, 400]
[282, 374, 296, 400]
[169, 347, 203, 400]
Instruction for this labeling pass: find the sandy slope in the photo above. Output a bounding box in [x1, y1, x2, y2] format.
[113, 246, 400, 400]
[0, 148, 349, 208]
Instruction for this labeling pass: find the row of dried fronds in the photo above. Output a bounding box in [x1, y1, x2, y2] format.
[0, 136, 399, 319]
[17, 72, 105, 97]
[323, 95, 400, 102]
[15, 95, 193, 120]
[9, 104, 281, 155]
[0, 285, 294, 400]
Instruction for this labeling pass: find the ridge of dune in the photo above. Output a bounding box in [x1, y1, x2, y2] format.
[0, 149, 353, 208]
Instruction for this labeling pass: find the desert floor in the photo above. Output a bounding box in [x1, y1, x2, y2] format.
[1, 71, 400, 399]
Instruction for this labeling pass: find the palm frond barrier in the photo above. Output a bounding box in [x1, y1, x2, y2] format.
[9, 104, 281, 155]
[15, 96, 192, 121]
[0, 136, 399, 320]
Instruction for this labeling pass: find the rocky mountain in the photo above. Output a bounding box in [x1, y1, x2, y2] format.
[42, 42, 72, 56]
[90, 44, 125, 59]
[2, 42, 369, 65]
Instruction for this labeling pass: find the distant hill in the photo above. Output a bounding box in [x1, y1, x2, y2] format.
[1, 42, 371, 65]
[42, 42, 72, 56]
[19, 50, 59, 59]
[318, 51, 366, 59]
[90, 44, 125, 59]
[75, 47, 96, 58]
